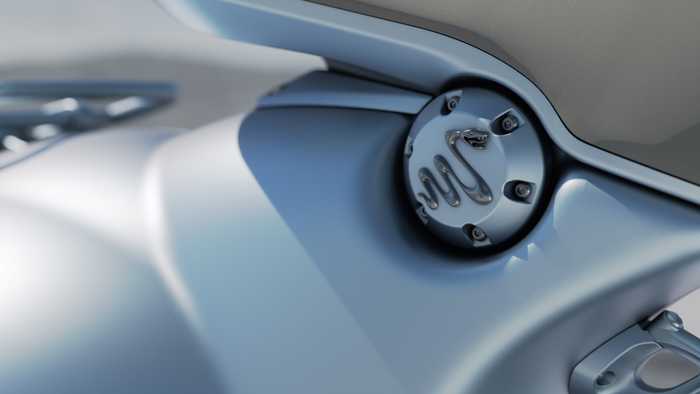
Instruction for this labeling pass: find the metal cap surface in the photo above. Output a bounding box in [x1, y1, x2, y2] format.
[404, 87, 547, 250]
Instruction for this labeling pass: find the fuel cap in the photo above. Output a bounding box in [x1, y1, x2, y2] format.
[404, 87, 547, 250]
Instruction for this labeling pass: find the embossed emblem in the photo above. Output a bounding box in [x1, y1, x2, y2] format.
[404, 88, 546, 250]
[416, 129, 493, 209]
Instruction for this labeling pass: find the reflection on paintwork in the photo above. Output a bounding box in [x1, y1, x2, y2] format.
[0, 200, 225, 393]
[312, 0, 700, 185]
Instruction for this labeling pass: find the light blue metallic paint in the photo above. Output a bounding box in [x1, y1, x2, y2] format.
[4, 104, 700, 393]
[158, 0, 700, 208]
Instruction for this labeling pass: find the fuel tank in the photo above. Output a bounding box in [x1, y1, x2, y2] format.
[310, 0, 700, 185]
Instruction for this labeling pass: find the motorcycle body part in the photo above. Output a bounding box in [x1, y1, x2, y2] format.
[571, 311, 700, 394]
[159, 0, 700, 207]
[4, 0, 700, 393]
[404, 88, 546, 250]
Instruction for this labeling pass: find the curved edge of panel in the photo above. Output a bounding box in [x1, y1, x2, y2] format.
[157, 0, 700, 206]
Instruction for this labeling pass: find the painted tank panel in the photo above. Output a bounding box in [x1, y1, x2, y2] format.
[311, 0, 700, 185]
[4, 103, 700, 393]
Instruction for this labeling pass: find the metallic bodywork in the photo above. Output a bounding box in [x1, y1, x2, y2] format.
[571, 312, 700, 394]
[4, 94, 700, 393]
[4, 1, 700, 393]
[158, 0, 700, 209]
[311, 0, 700, 186]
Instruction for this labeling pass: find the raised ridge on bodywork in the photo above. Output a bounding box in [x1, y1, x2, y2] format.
[157, 0, 700, 207]
[311, 0, 700, 187]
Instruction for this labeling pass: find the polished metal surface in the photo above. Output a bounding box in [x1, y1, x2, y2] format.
[237, 107, 700, 394]
[0, 127, 226, 394]
[570, 312, 700, 394]
[404, 87, 546, 249]
[6, 3, 700, 392]
[310, 0, 700, 186]
[158, 0, 700, 214]
[4, 103, 700, 393]
[638, 349, 700, 391]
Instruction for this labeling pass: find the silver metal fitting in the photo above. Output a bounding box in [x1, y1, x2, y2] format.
[514, 182, 533, 199]
[501, 113, 519, 132]
[404, 88, 547, 250]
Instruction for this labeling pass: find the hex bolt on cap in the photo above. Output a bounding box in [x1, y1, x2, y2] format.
[404, 88, 548, 251]
[501, 113, 519, 132]
[470, 226, 487, 242]
[443, 96, 460, 114]
[514, 182, 532, 199]
[664, 311, 684, 330]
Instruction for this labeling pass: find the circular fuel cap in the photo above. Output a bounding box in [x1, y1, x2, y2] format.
[403, 87, 547, 250]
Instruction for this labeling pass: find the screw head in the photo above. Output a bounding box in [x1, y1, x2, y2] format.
[444, 96, 460, 113]
[416, 205, 429, 224]
[405, 88, 548, 251]
[664, 311, 684, 330]
[514, 182, 532, 199]
[596, 371, 616, 387]
[501, 114, 519, 132]
[470, 226, 487, 242]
